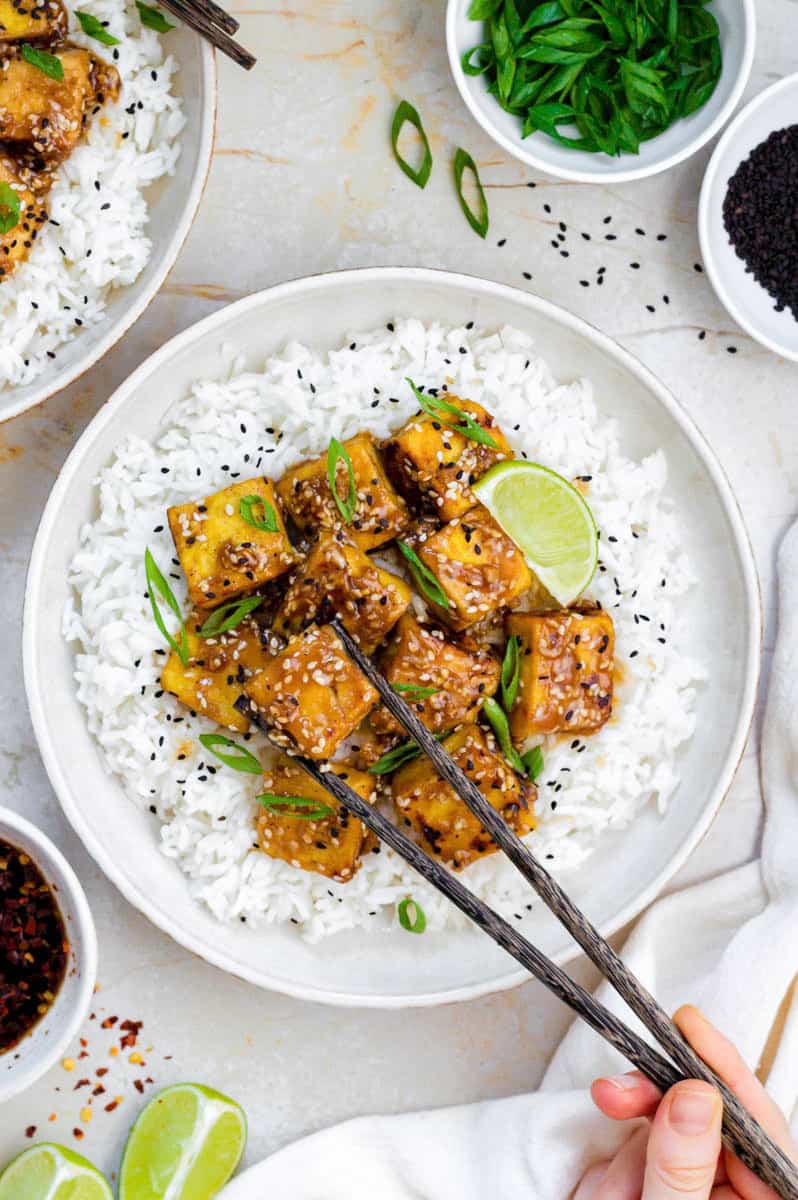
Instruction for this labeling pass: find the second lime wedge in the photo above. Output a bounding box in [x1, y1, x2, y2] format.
[472, 460, 598, 605]
[0, 1143, 112, 1200]
[118, 1083, 246, 1200]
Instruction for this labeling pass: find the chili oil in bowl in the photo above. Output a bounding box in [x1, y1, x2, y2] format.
[699, 73, 798, 362]
[0, 807, 96, 1102]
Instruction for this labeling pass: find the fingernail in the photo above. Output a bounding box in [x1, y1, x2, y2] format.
[603, 1073, 640, 1091]
[668, 1084, 719, 1134]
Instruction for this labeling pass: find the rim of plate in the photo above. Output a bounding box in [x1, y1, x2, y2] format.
[0, 40, 217, 426]
[445, 0, 756, 184]
[698, 72, 798, 362]
[0, 806, 97, 1098]
[23, 267, 762, 1007]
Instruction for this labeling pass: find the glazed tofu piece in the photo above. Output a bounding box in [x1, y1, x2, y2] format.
[161, 611, 267, 733]
[168, 478, 298, 611]
[382, 395, 512, 520]
[0, 152, 48, 279]
[0, 48, 117, 160]
[0, 0, 66, 41]
[506, 608, 614, 739]
[243, 624, 378, 759]
[413, 505, 531, 631]
[276, 433, 410, 552]
[370, 613, 500, 736]
[272, 530, 411, 653]
[392, 723, 537, 870]
[257, 755, 376, 882]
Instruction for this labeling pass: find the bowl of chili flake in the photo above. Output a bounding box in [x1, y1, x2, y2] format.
[0, 807, 97, 1102]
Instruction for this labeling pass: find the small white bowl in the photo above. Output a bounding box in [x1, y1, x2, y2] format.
[699, 73, 798, 362]
[446, 0, 755, 183]
[0, 808, 97, 1102]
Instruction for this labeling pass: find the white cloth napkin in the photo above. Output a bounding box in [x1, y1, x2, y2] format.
[222, 524, 798, 1200]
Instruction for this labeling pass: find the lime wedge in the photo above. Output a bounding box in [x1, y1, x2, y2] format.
[119, 1083, 246, 1200]
[0, 1143, 113, 1200]
[472, 460, 598, 605]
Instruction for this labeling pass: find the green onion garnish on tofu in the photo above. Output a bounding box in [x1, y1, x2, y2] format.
[327, 437, 358, 523]
[406, 378, 498, 448]
[256, 795, 334, 821]
[397, 540, 451, 610]
[239, 494, 279, 532]
[198, 595, 263, 638]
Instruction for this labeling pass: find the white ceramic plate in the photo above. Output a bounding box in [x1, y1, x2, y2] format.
[0, 32, 216, 424]
[24, 268, 760, 1008]
[446, 0, 755, 183]
[699, 73, 798, 362]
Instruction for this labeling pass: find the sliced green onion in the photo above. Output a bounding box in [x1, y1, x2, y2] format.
[327, 437, 357, 524]
[239, 493, 279, 533]
[256, 795, 334, 821]
[198, 733, 262, 775]
[397, 541, 451, 611]
[406, 378, 498, 449]
[21, 43, 63, 80]
[136, 0, 175, 30]
[521, 744, 544, 782]
[369, 731, 449, 775]
[390, 99, 433, 189]
[0, 182, 20, 236]
[391, 681, 441, 700]
[398, 896, 427, 934]
[500, 635, 521, 711]
[144, 548, 188, 665]
[198, 595, 263, 638]
[482, 697, 525, 774]
[75, 10, 120, 44]
[453, 147, 489, 239]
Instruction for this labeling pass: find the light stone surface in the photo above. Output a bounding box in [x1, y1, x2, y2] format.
[0, 0, 796, 1178]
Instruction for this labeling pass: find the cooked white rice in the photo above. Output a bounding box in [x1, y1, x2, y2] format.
[64, 321, 703, 941]
[0, 0, 185, 389]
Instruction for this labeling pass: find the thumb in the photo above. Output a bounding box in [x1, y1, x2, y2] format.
[643, 1080, 723, 1200]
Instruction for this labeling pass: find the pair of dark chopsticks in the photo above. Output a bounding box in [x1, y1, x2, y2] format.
[157, 0, 256, 69]
[236, 618, 798, 1200]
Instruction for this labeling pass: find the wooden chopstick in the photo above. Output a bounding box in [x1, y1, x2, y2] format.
[235, 692, 680, 1094]
[327, 620, 798, 1200]
[157, 0, 256, 69]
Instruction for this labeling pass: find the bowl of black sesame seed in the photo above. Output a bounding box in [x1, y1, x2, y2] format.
[699, 73, 798, 361]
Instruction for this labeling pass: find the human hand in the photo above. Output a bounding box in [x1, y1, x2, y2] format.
[574, 1005, 797, 1199]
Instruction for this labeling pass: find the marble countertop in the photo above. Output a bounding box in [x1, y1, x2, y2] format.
[1, 0, 797, 1182]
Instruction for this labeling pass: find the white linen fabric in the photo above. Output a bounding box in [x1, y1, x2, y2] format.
[221, 524, 798, 1200]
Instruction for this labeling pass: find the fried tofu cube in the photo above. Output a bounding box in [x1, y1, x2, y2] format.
[272, 530, 411, 653]
[160, 611, 267, 732]
[257, 755, 376, 882]
[168, 478, 298, 611]
[0, 0, 66, 41]
[506, 609, 615, 739]
[382, 395, 512, 520]
[392, 724, 537, 870]
[414, 505, 531, 631]
[370, 613, 500, 736]
[243, 624, 378, 759]
[0, 48, 115, 159]
[276, 433, 410, 552]
[0, 152, 48, 279]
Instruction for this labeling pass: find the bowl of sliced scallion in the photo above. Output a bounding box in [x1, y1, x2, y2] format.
[446, 0, 755, 183]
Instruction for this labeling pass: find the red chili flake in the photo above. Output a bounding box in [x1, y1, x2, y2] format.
[134, 1080, 144, 1094]
[96, 1067, 109, 1077]
[93, 1084, 106, 1097]
[104, 1099, 120, 1113]
[73, 1128, 85, 1140]
[80, 1038, 88, 1048]
[0, 839, 68, 1053]
[101, 1016, 118, 1029]
[74, 1079, 91, 1090]
[25, 1125, 37, 1139]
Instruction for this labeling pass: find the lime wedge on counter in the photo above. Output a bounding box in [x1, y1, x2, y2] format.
[472, 460, 598, 605]
[119, 1083, 246, 1200]
[0, 1143, 113, 1200]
